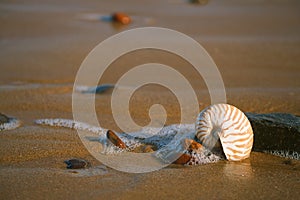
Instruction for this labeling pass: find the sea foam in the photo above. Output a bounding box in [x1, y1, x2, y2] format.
[0, 118, 21, 131]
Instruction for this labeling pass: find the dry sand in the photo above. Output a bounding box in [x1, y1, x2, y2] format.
[0, 0, 299, 199]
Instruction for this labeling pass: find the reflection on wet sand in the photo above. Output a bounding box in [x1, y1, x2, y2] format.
[222, 159, 254, 180]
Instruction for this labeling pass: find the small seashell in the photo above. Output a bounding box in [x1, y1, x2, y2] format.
[196, 104, 254, 161]
[64, 159, 90, 169]
[112, 12, 131, 25]
[106, 130, 127, 149]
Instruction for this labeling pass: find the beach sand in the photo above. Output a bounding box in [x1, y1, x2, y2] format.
[0, 0, 299, 199]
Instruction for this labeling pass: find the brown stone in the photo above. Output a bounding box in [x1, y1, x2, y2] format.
[106, 130, 127, 149]
[183, 139, 203, 151]
[173, 153, 192, 165]
[131, 144, 156, 153]
[142, 145, 155, 153]
[112, 12, 131, 25]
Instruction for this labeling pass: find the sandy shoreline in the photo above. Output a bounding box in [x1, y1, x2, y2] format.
[0, 0, 300, 199]
[1, 150, 299, 199]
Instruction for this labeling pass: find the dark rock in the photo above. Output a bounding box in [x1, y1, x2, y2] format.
[94, 84, 114, 94]
[0, 113, 9, 125]
[64, 159, 90, 169]
[189, 0, 209, 5]
[82, 84, 114, 94]
[246, 113, 300, 153]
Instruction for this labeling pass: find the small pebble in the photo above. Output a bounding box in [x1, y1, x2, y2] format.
[107, 130, 127, 149]
[282, 159, 293, 165]
[64, 159, 90, 169]
[132, 144, 157, 153]
[81, 84, 114, 94]
[112, 12, 131, 25]
[142, 145, 156, 153]
[189, 0, 209, 5]
[183, 139, 203, 151]
[173, 153, 192, 164]
[0, 113, 9, 125]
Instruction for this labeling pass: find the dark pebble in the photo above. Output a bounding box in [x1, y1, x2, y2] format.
[0, 113, 9, 125]
[189, 0, 209, 5]
[282, 159, 293, 165]
[64, 159, 90, 169]
[83, 84, 114, 94]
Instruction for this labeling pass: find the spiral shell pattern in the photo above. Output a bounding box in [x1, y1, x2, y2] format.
[196, 104, 253, 161]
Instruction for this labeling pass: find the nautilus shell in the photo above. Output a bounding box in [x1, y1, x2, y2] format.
[195, 104, 253, 161]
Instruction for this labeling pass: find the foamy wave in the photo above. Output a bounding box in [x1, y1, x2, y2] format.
[35, 118, 107, 135]
[34, 118, 223, 165]
[0, 118, 22, 131]
[264, 150, 300, 160]
[34, 118, 137, 154]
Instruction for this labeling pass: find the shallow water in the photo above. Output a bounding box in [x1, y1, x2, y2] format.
[0, 82, 72, 91]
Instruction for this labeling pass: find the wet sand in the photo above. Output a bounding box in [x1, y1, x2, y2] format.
[0, 0, 300, 199]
